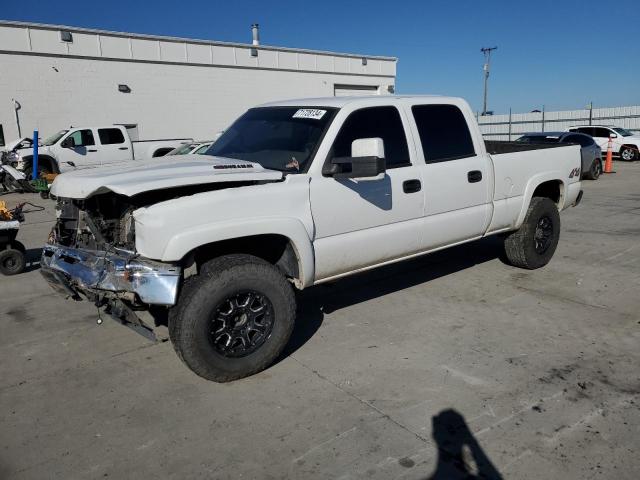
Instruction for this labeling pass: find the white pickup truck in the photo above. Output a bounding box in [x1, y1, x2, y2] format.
[41, 95, 583, 382]
[14, 125, 191, 176]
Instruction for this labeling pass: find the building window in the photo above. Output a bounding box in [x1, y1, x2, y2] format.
[60, 30, 73, 42]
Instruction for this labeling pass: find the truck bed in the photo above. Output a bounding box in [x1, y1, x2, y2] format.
[485, 140, 573, 156]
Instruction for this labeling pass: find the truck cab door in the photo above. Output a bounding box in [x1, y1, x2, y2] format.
[95, 127, 132, 164]
[310, 105, 425, 281]
[58, 129, 101, 170]
[407, 102, 492, 249]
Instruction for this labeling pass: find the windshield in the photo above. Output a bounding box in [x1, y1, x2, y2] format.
[168, 143, 197, 155]
[205, 107, 336, 172]
[42, 130, 68, 146]
[613, 128, 633, 137]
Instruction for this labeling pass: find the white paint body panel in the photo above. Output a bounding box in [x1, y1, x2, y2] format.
[49, 95, 582, 289]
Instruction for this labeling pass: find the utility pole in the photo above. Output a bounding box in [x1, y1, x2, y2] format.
[481, 46, 497, 116]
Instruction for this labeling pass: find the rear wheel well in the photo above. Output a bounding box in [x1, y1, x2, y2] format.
[189, 234, 300, 282]
[532, 180, 562, 205]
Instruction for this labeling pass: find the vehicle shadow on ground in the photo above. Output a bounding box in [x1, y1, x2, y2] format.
[280, 236, 507, 360]
[422, 409, 503, 480]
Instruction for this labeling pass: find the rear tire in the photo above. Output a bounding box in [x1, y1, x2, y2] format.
[585, 159, 602, 180]
[503, 197, 560, 270]
[169, 254, 296, 382]
[0, 248, 26, 275]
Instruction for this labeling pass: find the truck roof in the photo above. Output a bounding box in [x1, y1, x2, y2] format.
[258, 95, 461, 109]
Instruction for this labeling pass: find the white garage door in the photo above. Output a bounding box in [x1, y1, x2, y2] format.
[334, 84, 379, 96]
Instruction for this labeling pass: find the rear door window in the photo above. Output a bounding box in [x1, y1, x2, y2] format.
[411, 104, 476, 163]
[330, 106, 410, 168]
[98, 128, 126, 145]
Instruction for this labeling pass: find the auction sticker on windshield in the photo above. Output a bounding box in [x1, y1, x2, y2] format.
[293, 109, 326, 120]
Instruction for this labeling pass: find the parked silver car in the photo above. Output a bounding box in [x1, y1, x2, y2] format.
[516, 132, 602, 180]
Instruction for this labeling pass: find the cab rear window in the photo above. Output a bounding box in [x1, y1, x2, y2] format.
[412, 105, 475, 163]
[98, 128, 125, 145]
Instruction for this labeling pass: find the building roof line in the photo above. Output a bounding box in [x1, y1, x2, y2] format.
[0, 20, 398, 61]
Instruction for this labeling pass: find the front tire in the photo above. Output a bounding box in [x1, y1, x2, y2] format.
[503, 197, 560, 270]
[169, 254, 296, 382]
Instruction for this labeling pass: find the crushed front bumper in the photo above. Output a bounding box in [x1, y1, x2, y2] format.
[41, 244, 181, 306]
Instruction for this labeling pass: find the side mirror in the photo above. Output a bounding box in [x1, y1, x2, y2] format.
[324, 137, 386, 179]
[609, 133, 618, 139]
[61, 137, 76, 148]
[351, 137, 385, 159]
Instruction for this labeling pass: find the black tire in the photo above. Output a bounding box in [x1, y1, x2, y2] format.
[0, 248, 26, 275]
[169, 254, 296, 382]
[503, 197, 560, 270]
[584, 159, 602, 180]
[619, 146, 639, 162]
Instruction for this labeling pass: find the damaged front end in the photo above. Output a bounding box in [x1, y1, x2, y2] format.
[41, 193, 182, 340]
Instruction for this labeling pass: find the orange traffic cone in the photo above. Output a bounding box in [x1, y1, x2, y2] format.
[603, 135, 615, 174]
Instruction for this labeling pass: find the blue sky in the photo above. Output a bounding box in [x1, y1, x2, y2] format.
[3, 0, 639, 114]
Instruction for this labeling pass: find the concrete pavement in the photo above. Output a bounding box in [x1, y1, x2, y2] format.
[1, 163, 639, 479]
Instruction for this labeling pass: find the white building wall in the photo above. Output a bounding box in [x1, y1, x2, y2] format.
[0, 21, 397, 142]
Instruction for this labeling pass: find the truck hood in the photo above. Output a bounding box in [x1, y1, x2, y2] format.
[50, 155, 284, 199]
[4, 137, 32, 152]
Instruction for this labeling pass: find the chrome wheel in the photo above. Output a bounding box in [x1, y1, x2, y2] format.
[620, 147, 638, 161]
[209, 290, 275, 358]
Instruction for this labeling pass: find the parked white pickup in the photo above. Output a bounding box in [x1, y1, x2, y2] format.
[15, 125, 192, 175]
[42, 95, 583, 382]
